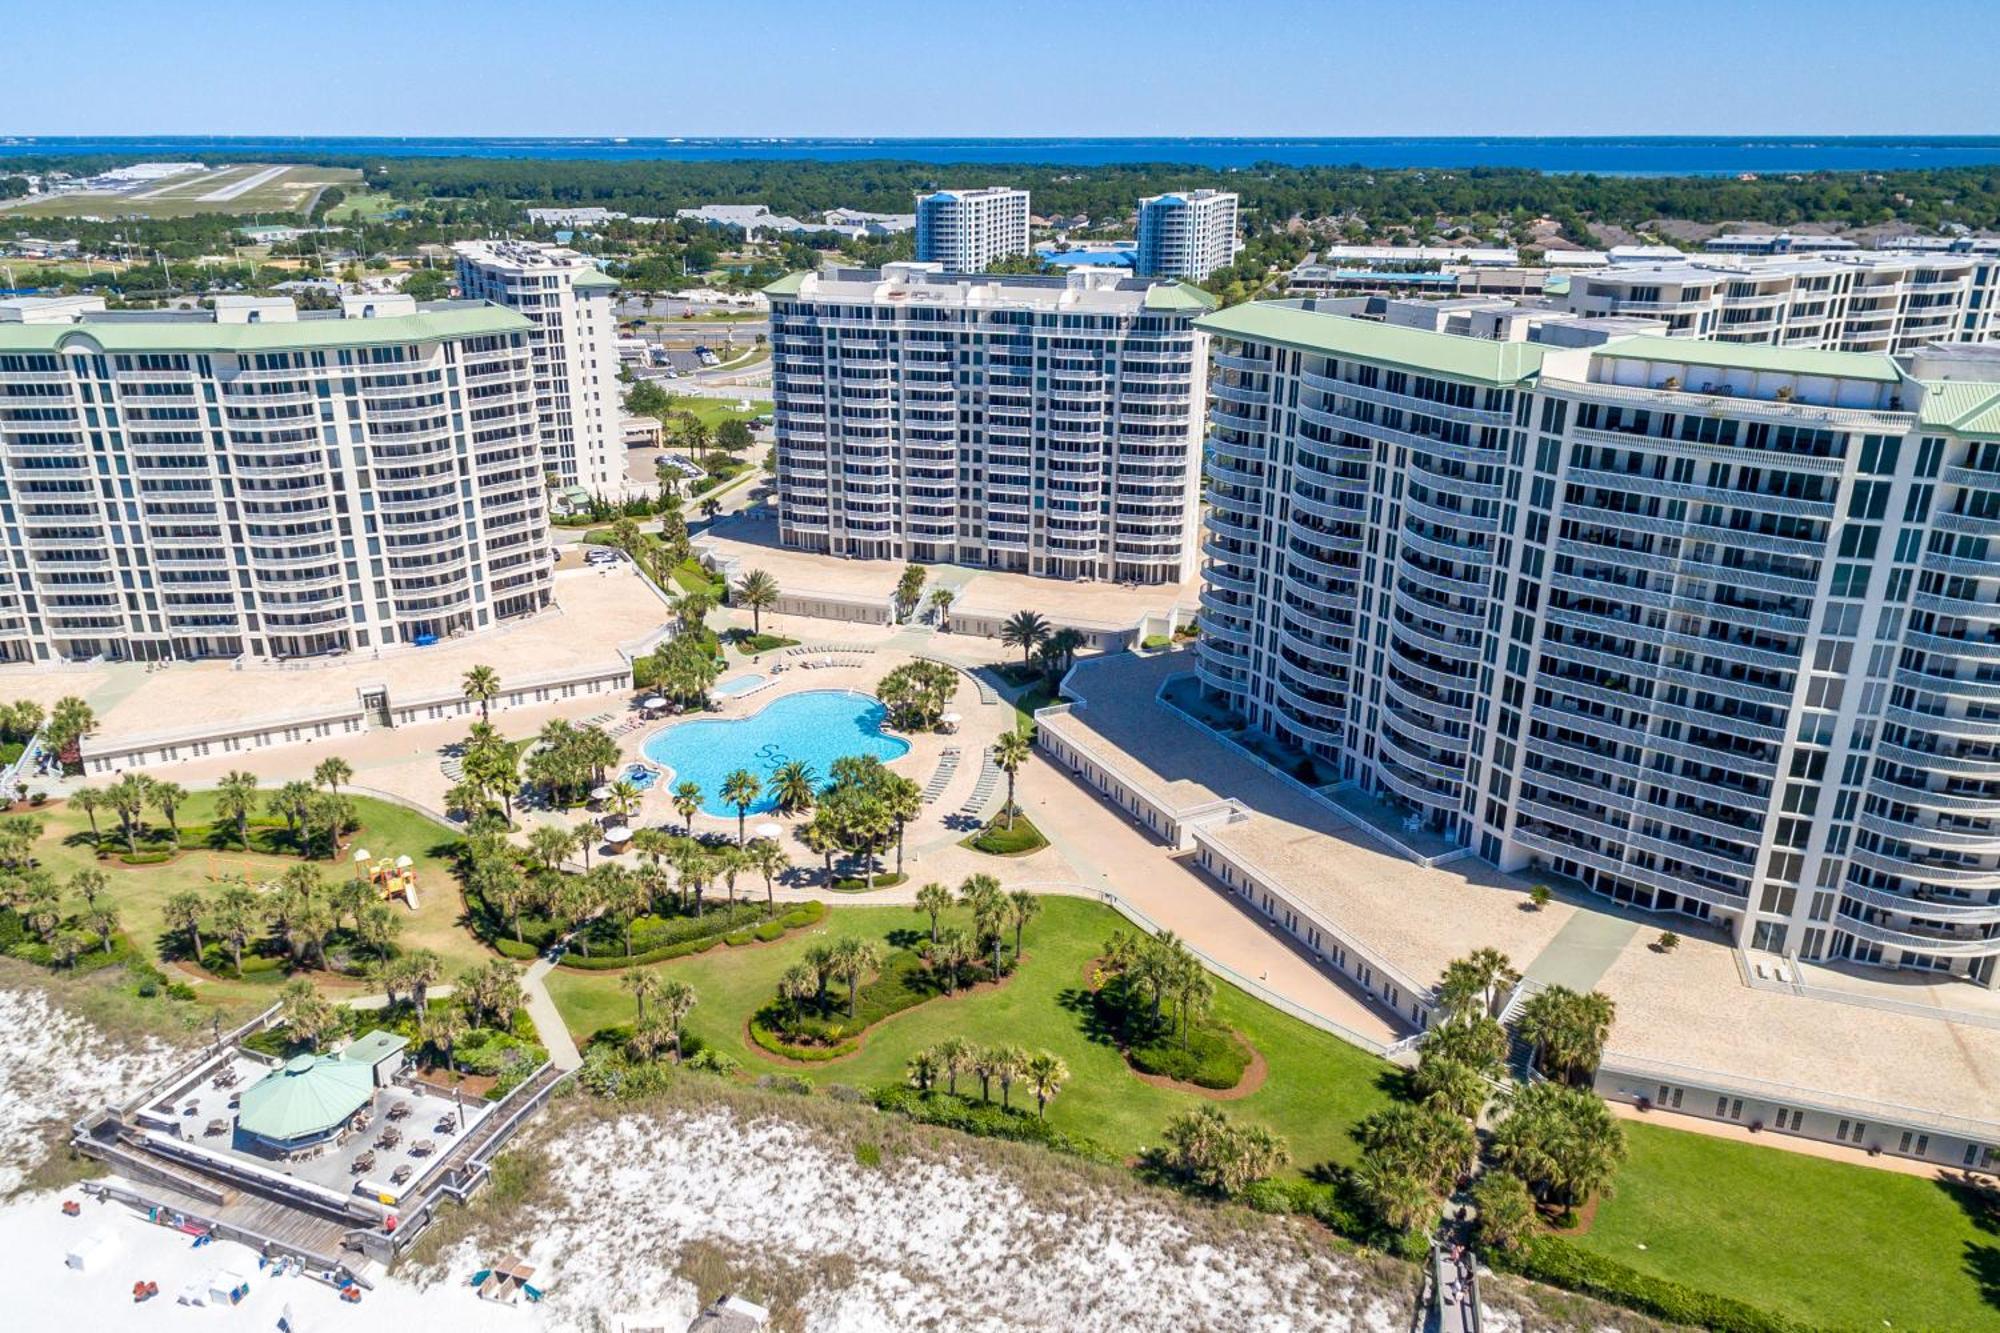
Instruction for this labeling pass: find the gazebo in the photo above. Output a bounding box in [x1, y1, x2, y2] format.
[236, 1053, 379, 1152]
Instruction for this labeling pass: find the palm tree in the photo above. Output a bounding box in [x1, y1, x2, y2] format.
[827, 936, 884, 1019]
[928, 926, 973, 992]
[999, 610, 1051, 670]
[914, 881, 953, 943]
[71, 787, 104, 849]
[104, 775, 149, 855]
[279, 978, 338, 1050]
[215, 771, 260, 851]
[737, 569, 779, 637]
[463, 664, 502, 721]
[313, 756, 353, 801]
[770, 761, 818, 814]
[403, 948, 445, 1012]
[894, 564, 927, 622]
[212, 884, 258, 974]
[992, 729, 1032, 830]
[1045, 626, 1086, 676]
[164, 890, 206, 963]
[672, 780, 703, 832]
[1006, 888, 1040, 962]
[720, 768, 762, 845]
[607, 779, 643, 823]
[883, 774, 921, 874]
[151, 781, 187, 848]
[528, 821, 575, 873]
[421, 1005, 469, 1073]
[1518, 985, 1617, 1084]
[933, 1036, 976, 1097]
[623, 969, 665, 1021]
[1025, 1050, 1070, 1119]
[655, 978, 697, 1062]
[44, 695, 95, 760]
[778, 962, 819, 1022]
[906, 1047, 943, 1093]
[569, 822, 598, 872]
[801, 811, 841, 883]
[959, 874, 1006, 978]
[746, 837, 789, 911]
[928, 585, 955, 630]
[272, 780, 314, 849]
[992, 1044, 1030, 1111]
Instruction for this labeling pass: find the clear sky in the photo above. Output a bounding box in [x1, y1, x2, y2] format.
[12, 0, 2000, 138]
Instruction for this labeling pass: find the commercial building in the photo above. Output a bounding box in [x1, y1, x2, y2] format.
[0, 294, 553, 665]
[1135, 189, 1240, 281]
[452, 241, 624, 492]
[914, 187, 1032, 272]
[1194, 298, 2000, 985]
[764, 262, 1214, 583]
[1562, 251, 2000, 350]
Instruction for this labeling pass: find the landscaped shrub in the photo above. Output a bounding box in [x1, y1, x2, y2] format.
[1490, 1237, 1808, 1333]
[963, 815, 1048, 856]
[752, 920, 786, 942]
[749, 1015, 857, 1061]
[1127, 1024, 1252, 1090]
[872, 1085, 1116, 1163]
[723, 929, 754, 946]
[119, 850, 174, 866]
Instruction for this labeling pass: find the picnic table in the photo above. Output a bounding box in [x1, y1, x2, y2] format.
[412, 1139, 436, 1156]
[352, 1151, 376, 1175]
[375, 1127, 402, 1149]
[387, 1102, 411, 1122]
[435, 1119, 458, 1136]
[390, 1164, 412, 1186]
[204, 1119, 228, 1137]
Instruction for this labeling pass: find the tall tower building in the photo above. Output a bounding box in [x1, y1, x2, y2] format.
[766, 263, 1214, 583]
[914, 188, 1032, 273]
[453, 241, 623, 493]
[1136, 189, 1240, 281]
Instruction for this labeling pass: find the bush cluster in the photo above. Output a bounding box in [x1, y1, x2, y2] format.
[1490, 1237, 1808, 1333]
[872, 1085, 1114, 1163]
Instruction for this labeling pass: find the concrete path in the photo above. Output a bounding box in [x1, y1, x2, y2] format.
[341, 984, 456, 1012]
[1522, 905, 1640, 992]
[522, 956, 583, 1071]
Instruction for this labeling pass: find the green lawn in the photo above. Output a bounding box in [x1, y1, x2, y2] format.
[25, 789, 481, 1005]
[1574, 1120, 2000, 1331]
[676, 398, 772, 430]
[544, 896, 1397, 1169]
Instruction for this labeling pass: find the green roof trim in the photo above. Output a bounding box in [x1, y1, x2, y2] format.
[237, 1051, 378, 1143]
[1196, 301, 1544, 386]
[572, 269, 619, 291]
[762, 270, 811, 298]
[340, 1031, 409, 1067]
[0, 304, 530, 356]
[1145, 281, 1220, 313]
[1598, 335, 1904, 384]
[1918, 380, 2000, 434]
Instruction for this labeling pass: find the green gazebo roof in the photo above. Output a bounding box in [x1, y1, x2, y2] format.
[237, 1052, 378, 1143]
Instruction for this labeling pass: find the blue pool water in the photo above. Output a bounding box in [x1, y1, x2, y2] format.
[641, 690, 909, 816]
[715, 673, 766, 698]
[621, 762, 661, 791]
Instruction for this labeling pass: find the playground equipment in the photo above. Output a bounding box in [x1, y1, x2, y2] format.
[352, 849, 420, 910]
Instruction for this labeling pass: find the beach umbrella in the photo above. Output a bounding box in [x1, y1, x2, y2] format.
[590, 785, 613, 802]
[753, 822, 783, 841]
[605, 825, 633, 842]
[641, 695, 667, 710]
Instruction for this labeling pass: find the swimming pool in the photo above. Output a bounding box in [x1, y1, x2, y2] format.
[715, 673, 766, 698]
[621, 762, 662, 791]
[641, 689, 910, 816]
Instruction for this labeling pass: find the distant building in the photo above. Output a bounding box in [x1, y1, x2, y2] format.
[524, 207, 626, 228]
[1135, 189, 1239, 281]
[1703, 231, 1860, 256]
[674, 204, 813, 238]
[823, 207, 917, 237]
[454, 240, 625, 491]
[914, 187, 1031, 272]
[766, 262, 1214, 583]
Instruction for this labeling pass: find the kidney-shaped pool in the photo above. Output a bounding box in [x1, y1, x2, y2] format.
[641, 689, 911, 816]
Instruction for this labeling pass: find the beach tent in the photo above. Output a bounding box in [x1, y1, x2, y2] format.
[64, 1229, 117, 1271]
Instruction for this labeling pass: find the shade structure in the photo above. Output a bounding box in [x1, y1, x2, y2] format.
[640, 695, 667, 709]
[352, 848, 372, 863]
[237, 1053, 377, 1146]
[394, 854, 414, 869]
[940, 712, 963, 724]
[753, 822, 783, 841]
[590, 786, 613, 802]
[604, 825, 633, 842]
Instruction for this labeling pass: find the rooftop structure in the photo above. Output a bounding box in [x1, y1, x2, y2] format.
[766, 262, 1213, 583]
[1704, 231, 1861, 256]
[524, 206, 627, 227]
[454, 240, 624, 492]
[236, 1047, 388, 1148]
[1193, 298, 2000, 989]
[914, 187, 1032, 273]
[0, 295, 553, 665]
[1135, 189, 1240, 281]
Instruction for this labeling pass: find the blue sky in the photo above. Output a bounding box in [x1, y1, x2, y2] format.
[12, 0, 2000, 137]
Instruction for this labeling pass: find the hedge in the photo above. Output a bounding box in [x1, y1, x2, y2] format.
[750, 1014, 858, 1062]
[872, 1085, 1116, 1163]
[1127, 1024, 1252, 1090]
[1490, 1237, 1811, 1333]
[556, 900, 825, 971]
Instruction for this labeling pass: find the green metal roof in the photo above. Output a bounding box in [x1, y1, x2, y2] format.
[762, 271, 811, 298]
[572, 269, 619, 291]
[0, 304, 529, 356]
[1196, 302, 1545, 386]
[1597, 335, 1904, 384]
[237, 1052, 377, 1143]
[341, 1031, 409, 1067]
[1145, 281, 1221, 313]
[1917, 380, 2000, 435]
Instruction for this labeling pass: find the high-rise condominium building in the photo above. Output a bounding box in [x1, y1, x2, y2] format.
[914, 188, 1032, 273]
[1563, 252, 2000, 350]
[0, 294, 552, 665]
[1135, 189, 1240, 282]
[765, 263, 1215, 583]
[452, 241, 623, 491]
[1196, 299, 2000, 985]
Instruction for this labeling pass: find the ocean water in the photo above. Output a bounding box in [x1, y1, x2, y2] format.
[5, 136, 2000, 176]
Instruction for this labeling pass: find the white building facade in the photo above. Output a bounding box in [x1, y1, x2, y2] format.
[765, 263, 1214, 584]
[1195, 300, 2000, 986]
[1135, 189, 1240, 282]
[0, 296, 553, 664]
[452, 241, 624, 493]
[913, 188, 1032, 273]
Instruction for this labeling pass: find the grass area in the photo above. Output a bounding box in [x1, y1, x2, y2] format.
[544, 897, 1397, 1169]
[1573, 1119, 2000, 1331]
[324, 187, 402, 223]
[1, 165, 360, 219]
[960, 814, 1049, 857]
[731, 632, 798, 656]
[675, 398, 772, 430]
[24, 790, 477, 1006]
[671, 559, 727, 598]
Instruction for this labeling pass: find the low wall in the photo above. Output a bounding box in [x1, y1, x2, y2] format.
[82, 705, 370, 777]
[953, 610, 1137, 653]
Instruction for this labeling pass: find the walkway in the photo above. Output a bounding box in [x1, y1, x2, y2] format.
[1521, 907, 1640, 992]
[522, 955, 583, 1071]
